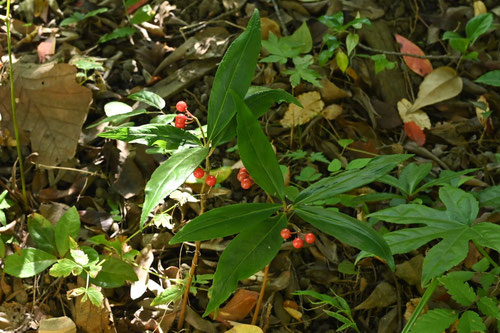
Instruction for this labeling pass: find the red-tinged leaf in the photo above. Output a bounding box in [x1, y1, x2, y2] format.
[37, 36, 56, 63]
[213, 289, 259, 322]
[395, 34, 433, 77]
[404, 121, 426, 146]
[127, 0, 149, 14]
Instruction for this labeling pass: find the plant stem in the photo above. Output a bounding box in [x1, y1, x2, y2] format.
[5, 0, 28, 208]
[401, 278, 439, 333]
[252, 264, 270, 325]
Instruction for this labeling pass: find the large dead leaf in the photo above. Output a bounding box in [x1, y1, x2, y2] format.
[394, 34, 433, 77]
[214, 289, 259, 322]
[280, 91, 324, 128]
[408, 66, 462, 113]
[354, 282, 396, 310]
[0, 62, 92, 165]
[226, 324, 264, 333]
[397, 98, 431, 130]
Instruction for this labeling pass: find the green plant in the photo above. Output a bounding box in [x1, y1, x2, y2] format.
[0, 190, 13, 226]
[60, 7, 109, 26]
[442, 13, 494, 60]
[261, 22, 322, 87]
[293, 289, 359, 332]
[74, 57, 105, 84]
[3, 207, 138, 306]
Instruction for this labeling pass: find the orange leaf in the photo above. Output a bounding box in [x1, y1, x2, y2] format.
[37, 36, 56, 63]
[404, 121, 426, 146]
[127, 0, 149, 14]
[394, 34, 433, 77]
[214, 289, 259, 322]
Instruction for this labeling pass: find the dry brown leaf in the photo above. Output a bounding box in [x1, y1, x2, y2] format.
[281, 91, 324, 128]
[74, 285, 116, 333]
[404, 298, 427, 322]
[354, 282, 396, 310]
[37, 36, 56, 63]
[397, 98, 431, 129]
[226, 324, 264, 333]
[130, 245, 154, 300]
[0, 62, 92, 165]
[260, 17, 280, 40]
[319, 78, 350, 102]
[321, 104, 343, 120]
[409, 67, 463, 113]
[395, 255, 424, 292]
[475, 95, 493, 129]
[283, 307, 303, 321]
[214, 289, 259, 322]
[39, 316, 76, 333]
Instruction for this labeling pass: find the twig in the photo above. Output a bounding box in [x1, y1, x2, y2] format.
[252, 264, 270, 325]
[357, 43, 458, 60]
[270, 0, 288, 36]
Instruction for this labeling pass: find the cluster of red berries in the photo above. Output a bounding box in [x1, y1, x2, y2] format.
[193, 167, 217, 187]
[280, 228, 315, 249]
[174, 101, 190, 129]
[237, 167, 254, 190]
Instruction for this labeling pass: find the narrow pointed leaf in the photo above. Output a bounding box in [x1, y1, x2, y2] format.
[99, 124, 202, 146]
[54, 206, 81, 256]
[234, 91, 284, 200]
[207, 9, 261, 144]
[204, 214, 287, 316]
[128, 90, 165, 109]
[169, 203, 282, 243]
[4, 248, 57, 278]
[295, 206, 394, 269]
[140, 147, 209, 227]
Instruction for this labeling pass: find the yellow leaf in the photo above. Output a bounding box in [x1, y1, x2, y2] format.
[475, 95, 492, 129]
[321, 104, 343, 120]
[473, 1, 487, 15]
[226, 324, 263, 333]
[336, 50, 349, 73]
[284, 307, 303, 321]
[409, 67, 462, 113]
[397, 98, 431, 129]
[280, 91, 324, 128]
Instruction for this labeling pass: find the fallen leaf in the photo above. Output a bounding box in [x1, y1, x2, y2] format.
[226, 324, 264, 333]
[319, 78, 351, 102]
[321, 104, 343, 120]
[397, 98, 431, 129]
[475, 95, 493, 130]
[404, 298, 427, 322]
[404, 122, 426, 146]
[130, 245, 154, 300]
[409, 67, 463, 113]
[214, 289, 259, 322]
[37, 36, 56, 63]
[0, 63, 92, 165]
[283, 306, 303, 321]
[39, 316, 76, 333]
[394, 34, 433, 77]
[73, 285, 116, 333]
[280, 91, 324, 128]
[260, 17, 280, 40]
[473, 1, 487, 15]
[355, 282, 397, 310]
[395, 254, 424, 289]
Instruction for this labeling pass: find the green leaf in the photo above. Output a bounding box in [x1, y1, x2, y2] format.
[295, 154, 411, 204]
[336, 50, 349, 72]
[27, 213, 57, 255]
[204, 214, 287, 316]
[151, 285, 183, 306]
[458, 311, 486, 333]
[55, 207, 81, 257]
[128, 90, 165, 109]
[477, 296, 500, 319]
[234, 91, 284, 200]
[345, 158, 371, 170]
[90, 256, 138, 288]
[284, 55, 322, 87]
[475, 70, 500, 87]
[84, 287, 104, 307]
[346, 33, 359, 56]
[140, 146, 209, 227]
[0, 238, 5, 258]
[288, 21, 312, 54]
[60, 8, 108, 26]
[245, 88, 301, 119]
[465, 13, 493, 44]
[398, 162, 432, 195]
[104, 101, 133, 116]
[87, 109, 146, 129]
[328, 159, 342, 172]
[4, 248, 57, 278]
[49, 259, 82, 277]
[410, 309, 458, 333]
[370, 54, 396, 73]
[309, 152, 329, 164]
[207, 9, 261, 144]
[471, 223, 500, 254]
[98, 27, 136, 43]
[295, 167, 321, 182]
[295, 206, 394, 269]
[439, 186, 478, 225]
[440, 276, 476, 307]
[129, 4, 154, 25]
[319, 13, 344, 30]
[169, 203, 282, 243]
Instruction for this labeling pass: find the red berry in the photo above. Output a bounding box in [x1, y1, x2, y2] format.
[241, 178, 252, 189]
[237, 172, 248, 182]
[280, 228, 291, 239]
[304, 233, 316, 244]
[292, 238, 304, 249]
[193, 167, 205, 179]
[176, 101, 188, 112]
[240, 167, 247, 174]
[205, 175, 216, 186]
[175, 114, 187, 128]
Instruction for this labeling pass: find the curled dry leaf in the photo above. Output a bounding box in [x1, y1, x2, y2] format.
[0, 63, 92, 165]
[408, 66, 463, 113]
[394, 34, 433, 77]
[397, 98, 431, 130]
[475, 95, 493, 130]
[280, 91, 324, 128]
[260, 17, 280, 40]
[321, 104, 343, 120]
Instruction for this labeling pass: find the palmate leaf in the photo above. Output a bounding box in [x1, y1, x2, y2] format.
[204, 214, 287, 316]
[295, 206, 394, 269]
[169, 203, 282, 243]
[234, 91, 285, 200]
[370, 186, 500, 285]
[207, 9, 261, 145]
[140, 147, 209, 227]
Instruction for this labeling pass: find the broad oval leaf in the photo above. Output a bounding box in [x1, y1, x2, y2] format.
[140, 146, 209, 227]
[404, 121, 426, 146]
[204, 214, 287, 316]
[55, 206, 81, 256]
[4, 248, 57, 278]
[27, 213, 57, 255]
[457, 311, 486, 333]
[465, 13, 493, 44]
[90, 255, 138, 288]
[409, 67, 463, 113]
[394, 34, 433, 77]
[207, 9, 261, 144]
[128, 90, 165, 110]
[234, 91, 284, 200]
[475, 70, 500, 87]
[295, 154, 411, 204]
[295, 206, 394, 269]
[169, 203, 282, 243]
[104, 101, 133, 116]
